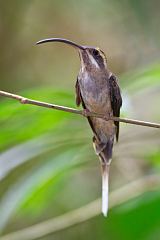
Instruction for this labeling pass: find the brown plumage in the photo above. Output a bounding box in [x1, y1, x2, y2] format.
[75, 48, 122, 216]
[36, 38, 122, 217]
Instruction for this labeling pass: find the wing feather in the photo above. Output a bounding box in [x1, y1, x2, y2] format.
[109, 74, 122, 141]
[75, 78, 98, 138]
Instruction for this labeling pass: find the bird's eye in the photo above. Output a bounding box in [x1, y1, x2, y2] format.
[93, 49, 99, 57]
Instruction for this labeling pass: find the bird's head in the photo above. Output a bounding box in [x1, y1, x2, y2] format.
[36, 38, 107, 72]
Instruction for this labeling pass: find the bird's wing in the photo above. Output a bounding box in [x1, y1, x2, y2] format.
[109, 74, 122, 141]
[75, 78, 82, 106]
[75, 78, 98, 137]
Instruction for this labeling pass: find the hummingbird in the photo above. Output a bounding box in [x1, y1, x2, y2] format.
[36, 38, 122, 216]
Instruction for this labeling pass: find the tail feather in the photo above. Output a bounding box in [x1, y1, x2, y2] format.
[93, 136, 113, 217]
[101, 164, 109, 217]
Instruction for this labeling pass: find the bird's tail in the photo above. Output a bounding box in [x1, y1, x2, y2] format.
[93, 137, 113, 217]
[101, 163, 110, 217]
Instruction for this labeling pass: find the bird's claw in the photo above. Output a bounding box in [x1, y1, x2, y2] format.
[82, 109, 90, 117]
[103, 113, 113, 121]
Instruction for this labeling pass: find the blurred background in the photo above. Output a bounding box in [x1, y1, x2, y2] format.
[0, 0, 160, 239]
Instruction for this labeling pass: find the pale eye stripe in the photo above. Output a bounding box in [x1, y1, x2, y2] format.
[88, 54, 100, 69]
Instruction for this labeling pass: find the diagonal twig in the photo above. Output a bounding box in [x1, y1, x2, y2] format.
[0, 90, 160, 129]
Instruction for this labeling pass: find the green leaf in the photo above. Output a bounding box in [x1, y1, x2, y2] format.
[0, 89, 75, 151]
[0, 143, 90, 230]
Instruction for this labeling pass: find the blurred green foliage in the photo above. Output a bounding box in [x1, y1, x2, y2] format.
[0, 1, 160, 240]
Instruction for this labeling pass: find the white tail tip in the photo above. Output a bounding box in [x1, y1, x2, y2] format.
[102, 165, 109, 217]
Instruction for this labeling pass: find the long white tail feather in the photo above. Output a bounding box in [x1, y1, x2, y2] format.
[102, 164, 109, 217]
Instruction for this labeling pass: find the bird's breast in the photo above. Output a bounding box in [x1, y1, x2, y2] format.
[78, 70, 115, 141]
[78, 71, 112, 114]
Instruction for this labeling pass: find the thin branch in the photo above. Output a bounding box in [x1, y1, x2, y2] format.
[1, 174, 160, 240]
[0, 90, 160, 129]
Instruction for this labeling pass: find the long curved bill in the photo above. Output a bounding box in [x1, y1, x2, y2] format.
[36, 38, 85, 50]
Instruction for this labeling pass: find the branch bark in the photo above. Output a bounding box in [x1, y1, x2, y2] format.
[0, 90, 160, 129]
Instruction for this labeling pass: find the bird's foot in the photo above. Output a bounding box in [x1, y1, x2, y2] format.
[103, 113, 113, 121]
[82, 109, 90, 117]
